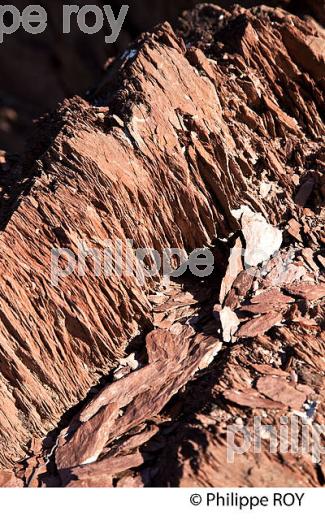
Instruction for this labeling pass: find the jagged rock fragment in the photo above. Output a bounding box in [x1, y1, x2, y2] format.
[232, 206, 283, 267]
[256, 376, 314, 410]
[220, 307, 240, 343]
[219, 238, 243, 304]
[237, 312, 283, 338]
[285, 283, 325, 301]
[223, 388, 286, 409]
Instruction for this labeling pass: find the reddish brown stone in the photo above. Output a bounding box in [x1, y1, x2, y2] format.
[0, 2, 324, 490]
[0, 470, 23, 488]
[285, 283, 325, 301]
[223, 388, 286, 409]
[256, 376, 313, 410]
[237, 312, 283, 338]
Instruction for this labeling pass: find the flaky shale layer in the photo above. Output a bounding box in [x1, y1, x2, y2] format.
[0, 3, 324, 483]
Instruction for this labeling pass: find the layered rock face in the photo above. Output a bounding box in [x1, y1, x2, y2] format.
[0, 0, 323, 153]
[0, 4, 324, 486]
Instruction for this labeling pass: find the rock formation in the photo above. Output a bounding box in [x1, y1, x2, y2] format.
[0, 0, 323, 153]
[0, 3, 324, 487]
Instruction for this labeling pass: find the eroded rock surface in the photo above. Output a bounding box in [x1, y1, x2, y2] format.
[0, 0, 323, 153]
[0, 3, 324, 486]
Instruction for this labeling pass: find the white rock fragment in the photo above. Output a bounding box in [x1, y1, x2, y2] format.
[220, 307, 240, 343]
[259, 181, 272, 198]
[232, 205, 283, 267]
[118, 353, 139, 371]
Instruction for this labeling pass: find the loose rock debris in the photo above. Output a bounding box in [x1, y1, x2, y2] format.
[0, 2, 324, 487]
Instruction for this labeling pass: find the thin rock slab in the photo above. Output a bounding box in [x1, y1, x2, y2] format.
[223, 388, 286, 410]
[59, 453, 144, 488]
[56, 326, 222, 470]
[236, 312, 283, 338]
[219, 237, 243, 304]
[0, 470, 23, 488]
[256, 376, 314, 410]
[285, 283, 325, 301]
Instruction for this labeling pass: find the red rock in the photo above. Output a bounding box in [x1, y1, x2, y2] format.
[240, 288, 295, 313]
[287, 218, 302, 242]
[0, 470, 23, 488]
[223, 388, 286, 409]
[285, 283, 325, 301]
[0, 2, 324, 491]
[256, 376, 313, 410]
[301, 248, 319, 272]
[250, 364, 289, 377]
[237, 312, 283, 338]
[251, 289, 294, 306]
[317, 255, 325, 269]
[232, 269, 256, 297]
[219, 238, 243, 304]
[56, 403, 121, 469]
[60, 453, 144, 488]
[295, 179, 315, 207]
[55, 327, 221, 470]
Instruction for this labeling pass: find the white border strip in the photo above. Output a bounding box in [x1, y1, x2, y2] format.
[0, 488, 323, 519]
